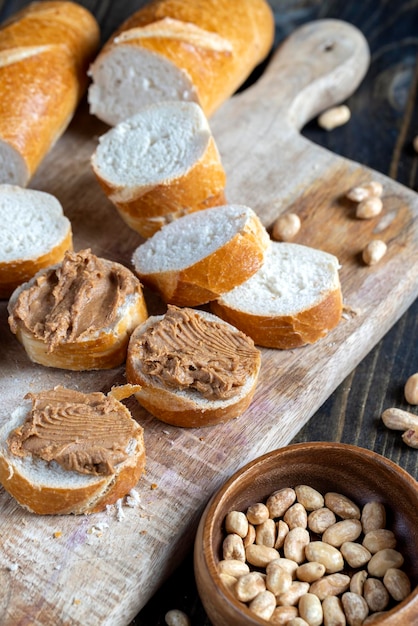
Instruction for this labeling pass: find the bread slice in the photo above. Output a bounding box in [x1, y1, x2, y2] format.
[131, 204, 271, 306]
[0, 184, 72, 299]
[0, 386, 146, 515]
[126, 306, 261, 428]
[87, 0, 274, 125]
[211, 242, 343, 349]
[8, 249, 148, 371]
[0, 1, 99, 186]
[91, 101, 226, 238]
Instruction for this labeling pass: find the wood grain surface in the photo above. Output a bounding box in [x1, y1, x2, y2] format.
[0, 2, 417, 626]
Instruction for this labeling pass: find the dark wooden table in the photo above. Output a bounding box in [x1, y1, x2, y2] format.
[1, 1, 417, 624]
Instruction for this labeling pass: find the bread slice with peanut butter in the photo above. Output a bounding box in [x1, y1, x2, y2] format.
[0, 385, 146, 515]
[126, 306, 261, 427]
[8, 248, 148, 371]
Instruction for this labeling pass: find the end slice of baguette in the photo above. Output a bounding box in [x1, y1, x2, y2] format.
[126, 307, 261, 428]
[91, 101, 226, 237]
[132, 204, 271, 306]
[0, 388, 145, 515]
[211, 242, 343, 349]
[0, 184, 72, 299]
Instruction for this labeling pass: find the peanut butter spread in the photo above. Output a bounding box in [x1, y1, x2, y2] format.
[8, 249, 139, 351]
[138, 306, 259, 401]
[7, 387, 137, 476]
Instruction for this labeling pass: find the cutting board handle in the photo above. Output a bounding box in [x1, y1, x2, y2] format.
[254, 19, 370, 131]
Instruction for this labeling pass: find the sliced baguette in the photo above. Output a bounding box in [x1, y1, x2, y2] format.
[126, 306, 261, 428]
[0, 184, 72, 299]
[0, 1, 99, 186]
[211, 242, 343, 349]
[91, 101, 226, 237]
[87, 0, 274, 125]
[131, 204, 271, 306]
[0, 386, 146, 515]
[8, 249, 148, 371]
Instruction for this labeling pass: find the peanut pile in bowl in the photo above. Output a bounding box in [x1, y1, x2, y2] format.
[219, 486, 410, 625]
[194, 442, 418, 626]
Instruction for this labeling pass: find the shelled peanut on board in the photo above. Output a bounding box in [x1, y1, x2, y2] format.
[381, 373, 418, 449]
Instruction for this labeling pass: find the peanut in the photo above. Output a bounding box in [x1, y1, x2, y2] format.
[243, 523, 256, 548]
[363, 613, 388, 624]
[295, 485, 324, 511]
[248, 590, 276, 620]
[383, 567, 411, 601]
[274, 520, 289, 549]
[270, 557, 299, 578]
[309, 573, 350, 601]
[350, 570, 368, 595]
[235, 571, 266, 602]
[256, 518, 276, 547]
[324, 493, 360, 520]
[284, 527, 310, 563]
[218, 559, 249, 578]
[322, 519, 362, 547]
[266, 487, 296, 518]
[225, 510, 249, 538]
[362, 240, 387, 265]
[299, 592, 323, 626]
[322, 595, 346, 626]
[340, 541, 371, 568]
[266, 560, 293, 595]
[308, 508, 336, 534]
[367, 548, 404, 577]
[364, 577, 390, 612]
[219, 572, 237, 593]
[270, 605, 298, 625]
[246, 544, 280, 568]
[222, 533, 245, 561]
[361, 502, 386, 534]
[305, 541, 344, 573]
[287, 619, 310, 626]
[164, 609, 191, 626]
[296, 562, 326, 583]
[341, 592, 369, 626]
[318, 105, 351, 130]
[277, 581, 310, 606]
[346, 181, 383, 202]
[247, 502, 269, 525]
[272, 213, 301, 241]
[402, 428, 418, 448]
[356, 197, 382, 219]
[362, 529, 396, 554]
[404, 373, 418, 404]
[284, 503, 308, 530]
[381, 407, 418, 431]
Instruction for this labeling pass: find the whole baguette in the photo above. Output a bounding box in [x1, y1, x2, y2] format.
[88, 0, 275, 125]
[0, 1, 100, 186]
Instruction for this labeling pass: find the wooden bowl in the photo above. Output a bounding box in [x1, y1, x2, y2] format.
[194, 442, 418, 625]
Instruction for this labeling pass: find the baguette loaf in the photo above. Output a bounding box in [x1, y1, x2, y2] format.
[0, 184, 72, 299]
[0, 386, 146, 515]
[91, 101, 226, 237]
[0, 1, 100, 186]
[131, 204, 271, 306]
[211, 242, 343, 349]
[126, 306, 261, 427]
[8, 249, 148, 371]
[88, 0, 274, 125]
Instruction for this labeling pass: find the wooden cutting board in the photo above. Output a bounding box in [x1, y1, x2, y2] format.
[1, 19, 418, 626]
